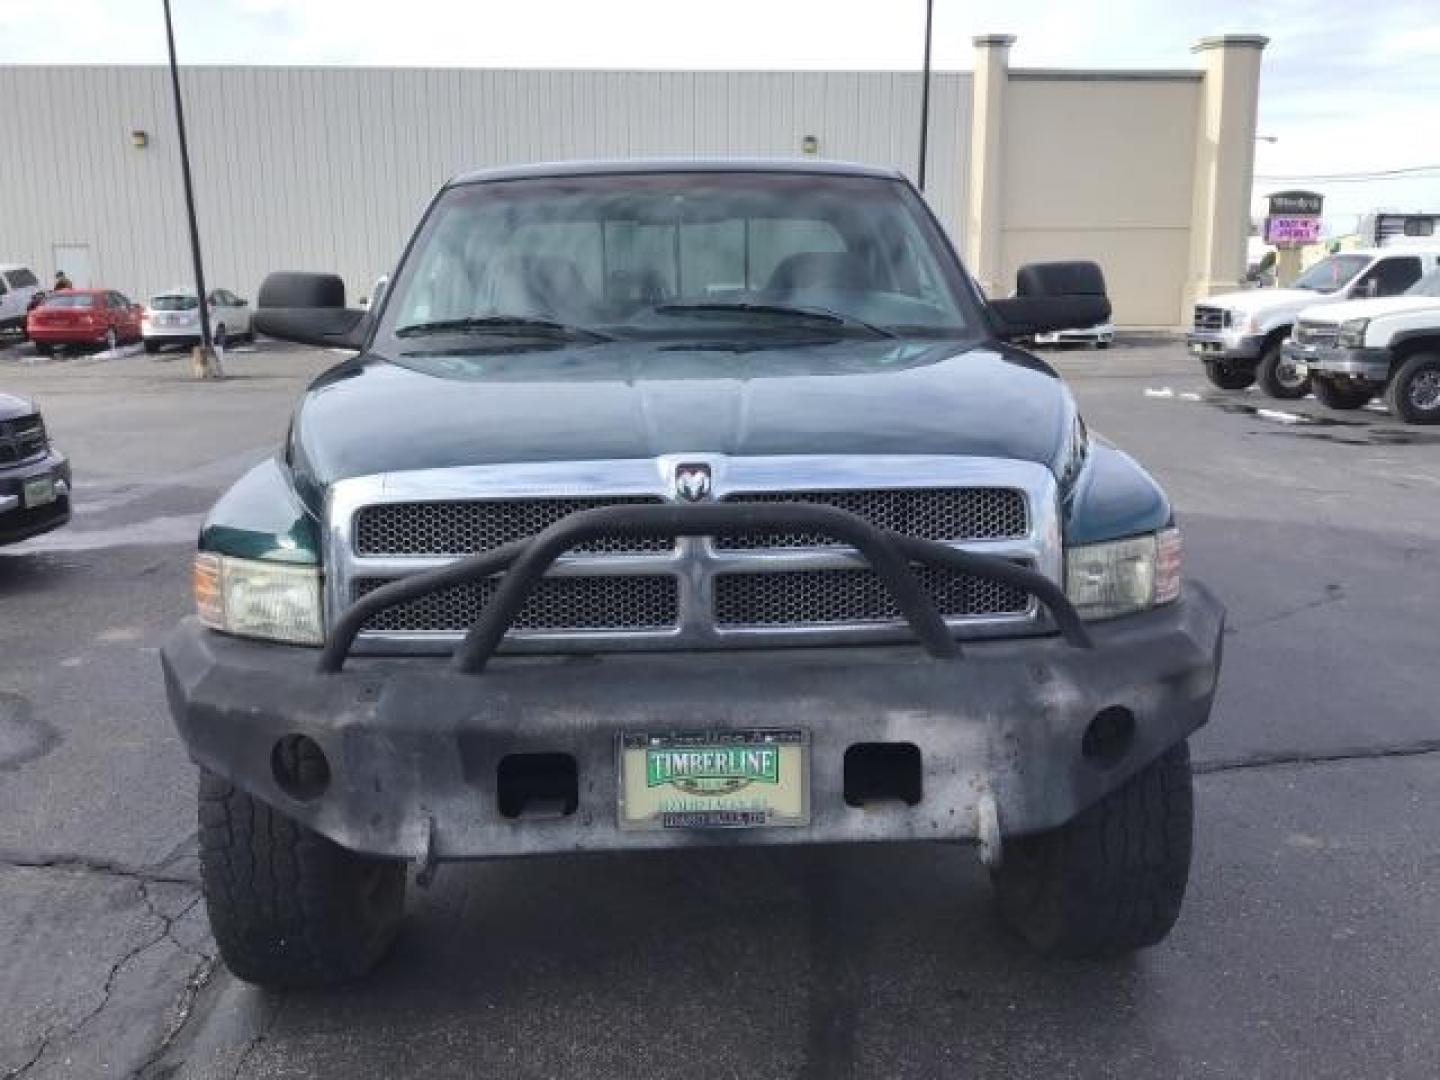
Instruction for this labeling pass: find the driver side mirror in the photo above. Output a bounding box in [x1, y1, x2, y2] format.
[989, 261, 1111, 341]
[254, 272, 367, 349]
[1361, 278, 1380, 299]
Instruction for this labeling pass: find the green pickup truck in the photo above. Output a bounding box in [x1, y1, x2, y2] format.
[161, 160, 1223, 987]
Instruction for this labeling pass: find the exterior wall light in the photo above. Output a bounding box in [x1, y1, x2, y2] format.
[131, 130, 149, 149]
[801, 135, 820, 155]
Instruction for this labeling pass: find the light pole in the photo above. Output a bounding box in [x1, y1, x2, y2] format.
[162, 0, 221, 377]
[917, 0, 934, 191]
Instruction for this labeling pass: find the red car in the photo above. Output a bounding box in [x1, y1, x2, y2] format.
[26, 289, 144, 356]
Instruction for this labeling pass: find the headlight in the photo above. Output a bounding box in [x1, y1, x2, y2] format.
[1065, 528, 1182, 621]
[194, 553, 324, 645]
[1337, 318, 1370, 348]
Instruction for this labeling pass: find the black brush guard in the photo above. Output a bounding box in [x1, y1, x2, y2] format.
[319, 502, 1092, 674]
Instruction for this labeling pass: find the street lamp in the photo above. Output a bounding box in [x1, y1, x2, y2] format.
[162, 0, 221, 378]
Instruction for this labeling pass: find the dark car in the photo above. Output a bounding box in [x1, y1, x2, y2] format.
[0, 392, 70, 545]
[26, 288, 144, 355]
[160, 160, 1224, 988]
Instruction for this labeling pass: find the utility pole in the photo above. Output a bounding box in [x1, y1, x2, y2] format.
[162, 0, 221, 378]
[917, 0, 935, 191]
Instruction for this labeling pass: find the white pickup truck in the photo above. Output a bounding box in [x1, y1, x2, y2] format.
[1186, 247, 1440, 398]
[1284, 266, 1440, 423]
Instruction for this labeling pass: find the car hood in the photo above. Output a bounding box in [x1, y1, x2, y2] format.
[1295, 295, 1440, 325]
[1202, 288, 1335, 317]
[289, 338, 1074, 496]
[0, 392, 35, 421]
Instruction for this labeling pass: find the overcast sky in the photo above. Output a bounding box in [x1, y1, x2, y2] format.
[2, 0, 1436, 227]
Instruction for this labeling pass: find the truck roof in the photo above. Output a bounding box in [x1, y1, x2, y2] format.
[448, 158, 906, 187]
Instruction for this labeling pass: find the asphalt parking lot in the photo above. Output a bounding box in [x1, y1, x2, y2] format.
[2, 336, 1438, 1079]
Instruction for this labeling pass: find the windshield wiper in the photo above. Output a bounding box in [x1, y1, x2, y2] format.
[651, 301, 895, 338]
[395, 316, 613, 342]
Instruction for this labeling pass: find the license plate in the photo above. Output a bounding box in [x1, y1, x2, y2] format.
[618, 729, 809, 830]
[22, 477, 56, 508]
[1189, 343, 1205, 355]
[1293, 362, 1309, 377]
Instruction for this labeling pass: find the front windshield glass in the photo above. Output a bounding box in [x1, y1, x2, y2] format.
[1405, 268, 1440, 298]
[1292, 254, 1369, 293]
[379, 172, 974, 349]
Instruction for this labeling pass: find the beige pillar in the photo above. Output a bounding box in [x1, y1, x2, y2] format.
[964, 34, 1015, 297]
[1183, 34, 1268, 320]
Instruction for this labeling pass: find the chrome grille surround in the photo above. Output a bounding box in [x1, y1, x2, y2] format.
[326, 455, 1062, 655]
[1293, 320, 1339, 347]
[1193, 306, 1227, 333]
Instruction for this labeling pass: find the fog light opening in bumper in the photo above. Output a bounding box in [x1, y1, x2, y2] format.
[1082, 706, 1136, 767]
[498, 753, 578, 820]
[271, 734, 331, 802]
[844, 743, 923, 808]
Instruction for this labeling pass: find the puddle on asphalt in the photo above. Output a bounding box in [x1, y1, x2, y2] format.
[1194, 394, 1440, 446]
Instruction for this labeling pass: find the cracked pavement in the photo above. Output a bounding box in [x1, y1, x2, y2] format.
[1, 340, 1438, 1078]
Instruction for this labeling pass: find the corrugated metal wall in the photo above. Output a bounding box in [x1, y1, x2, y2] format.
[0, 66, 971, 304]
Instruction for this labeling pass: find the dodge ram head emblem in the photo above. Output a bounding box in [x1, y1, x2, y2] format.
[673, 463, 713, 502]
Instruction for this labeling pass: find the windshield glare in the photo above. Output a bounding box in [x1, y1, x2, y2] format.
[43, 293, 98, 309]
[150, 294, 199, 311]
[1292, 254, 1369, 293]
[381, 173, 972, 347]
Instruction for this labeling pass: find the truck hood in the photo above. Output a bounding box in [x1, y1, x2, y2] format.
[1201, 288, 1333, 318]
[1294, 294, 1440, 326]
[289, 338, 1074, 494]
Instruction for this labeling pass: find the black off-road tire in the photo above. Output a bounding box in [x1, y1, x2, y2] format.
[991, 741, 1194, 958]
[1257, 340, 1308, 399]
[1311, 377, 1372, 411]
[1385, 352, 1440, 424]
[143, 339, 160, 355]
[197, 759, 407, 988]
[1203, 360, 1255, 391]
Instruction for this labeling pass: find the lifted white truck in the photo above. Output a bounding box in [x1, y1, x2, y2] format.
[1186, 248, 1440, 399]
[1286, 266, 1440, 422]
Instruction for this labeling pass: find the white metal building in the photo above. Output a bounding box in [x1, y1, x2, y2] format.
[0, 35, 1265, 328]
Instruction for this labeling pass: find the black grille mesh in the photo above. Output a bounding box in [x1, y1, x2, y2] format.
[355, 575, 679, 633]
[0, 415, 46, 466]
[713, 566, 1030, 626]
[354, 497, 670, 556]
[717, 488, 1027, 549]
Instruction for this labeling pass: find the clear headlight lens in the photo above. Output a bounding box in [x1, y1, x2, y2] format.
[194, 553, 324, 645]
[1066, 528, 1182, 621]
[1337, 318, 1370, 348]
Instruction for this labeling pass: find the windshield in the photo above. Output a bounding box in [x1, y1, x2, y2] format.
[1405, 268, 1440, 298]
[1292, 254, 1369, 293]
[378, 172, 975, 351]
[150, 294, 199, 311]
[42, 293, 98, 309]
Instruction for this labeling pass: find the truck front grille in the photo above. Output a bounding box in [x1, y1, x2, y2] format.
[713, 567, 1030, 626]
[0, 415, 46, 466]
[1193, 306, 1227, 333]
[715, 487, 1026, 549]
[354, 496, 670, 556]
[1294, 320, 1338, 347]
[355, 574, 679, 633]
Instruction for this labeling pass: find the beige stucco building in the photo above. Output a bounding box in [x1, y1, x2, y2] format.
[0, 34, 1264, 328]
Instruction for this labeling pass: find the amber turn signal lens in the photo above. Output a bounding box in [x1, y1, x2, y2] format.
[193, 552, 224, 628]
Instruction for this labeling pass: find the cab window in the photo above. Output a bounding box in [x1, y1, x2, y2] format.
[1354, 257, 1423, 298]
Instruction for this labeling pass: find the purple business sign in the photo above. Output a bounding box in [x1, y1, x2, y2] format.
[1265, 215, 1323, 245]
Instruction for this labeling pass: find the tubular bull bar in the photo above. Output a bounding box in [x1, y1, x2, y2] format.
[318, 501, 1093, 672]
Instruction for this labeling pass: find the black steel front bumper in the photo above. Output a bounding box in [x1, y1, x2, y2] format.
[0, 449, 71, 545]
[1187, 330, 1266, 363]
[1287, 342, 1392, 384]
[161, 503, 1225, 862]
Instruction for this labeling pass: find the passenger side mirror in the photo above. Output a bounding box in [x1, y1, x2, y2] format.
[1361, 278, 1380, 299]
[254, 272, 367, 350]
[989, 261, 1111, 341]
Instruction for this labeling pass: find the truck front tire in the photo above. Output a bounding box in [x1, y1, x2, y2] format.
[198, 759, 407, 988]
[991, 740, 1194, 958]
[1257, 342, 1308, 399]
[1312, 378, 1373, 411]
[1203, 360, 1255, 391]
[1385, 352, 1440, 424]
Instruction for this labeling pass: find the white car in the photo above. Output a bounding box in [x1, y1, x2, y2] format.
[0, 264, 43, 337]
[1034, 321, 1114, 348]
[1185, 247, 1440, 398]
[142, 287, 254, 353]
[1285, 267, 1440, 422]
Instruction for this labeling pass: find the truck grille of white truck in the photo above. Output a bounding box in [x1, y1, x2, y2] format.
[327, 457, 1061, 653]
[1193, 306, 1227, 333]
[1293, 320, 1339, 347]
